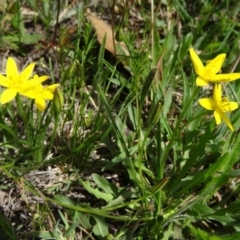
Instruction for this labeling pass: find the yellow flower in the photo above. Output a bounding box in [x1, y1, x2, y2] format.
[21, 76, 60, 111]
[189, 48, 240, 86]
[199, 84, 238, 131]
[0, 57, 49, 104]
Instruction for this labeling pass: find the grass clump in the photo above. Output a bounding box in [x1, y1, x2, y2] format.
[0, 1, 240, 239]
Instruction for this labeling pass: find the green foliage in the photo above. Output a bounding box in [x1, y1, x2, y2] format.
[0, 211, 18, 240]
[1, 0, 240, 239]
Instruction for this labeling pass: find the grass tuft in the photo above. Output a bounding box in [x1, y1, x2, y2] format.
[0, 1, 240, 239]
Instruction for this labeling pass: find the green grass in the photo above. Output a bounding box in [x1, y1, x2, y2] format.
[1, 0, 240, 239]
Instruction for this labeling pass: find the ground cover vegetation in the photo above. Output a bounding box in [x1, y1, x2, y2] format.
[1, 0, 240, 239]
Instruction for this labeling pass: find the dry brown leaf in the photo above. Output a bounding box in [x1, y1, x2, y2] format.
[88, 14, 129, 57]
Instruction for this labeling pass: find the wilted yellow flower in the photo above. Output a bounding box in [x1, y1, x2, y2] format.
[189, 48, 240, 86]
[21, 75, 60, 111]
[0, 57, 48, 104]
[199, 84, 238, 131]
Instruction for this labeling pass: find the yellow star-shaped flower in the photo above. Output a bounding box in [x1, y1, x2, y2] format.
[189, 48, 240, 86]
[199, 84, 238, 131]
[0, 57, 49, 104]
[21, 76, 60, 111]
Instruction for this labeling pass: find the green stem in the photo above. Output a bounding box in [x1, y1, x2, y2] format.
[34, 103, 52, 162]
[16, 93, 31, 140]
[45, 112, 60, 158]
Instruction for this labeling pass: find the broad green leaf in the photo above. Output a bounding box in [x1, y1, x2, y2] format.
[104, 189, 134, 208]
[78, 177, 113, 202]
[214, 200, 240, 215]
[54, 195, 76, 206]
[188, 223, 240, 240]
[191, 203, 214, 217]
[20, 33, 45, 44]
[162, 222, 173, 240]
[189, 224, 222, 240]
[92, 215, 109, 238]
[72, 212, 92, 229]
[52, 195, 112, 219]
[208, 215, 235, 226]
[92, 173, 119, 196]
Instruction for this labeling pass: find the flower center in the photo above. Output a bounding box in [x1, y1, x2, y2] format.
[33, 84, 44, 97]
[9, 76, 23, 89]
[219, 97, 231, 112]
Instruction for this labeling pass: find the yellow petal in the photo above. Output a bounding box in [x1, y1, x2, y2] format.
[45, 84, 60, 93]
[208, 73, 240, 82]
[31, 75, 49, 83]
[205, 54, 226, 75]
[0, 75, 10, 87]
[199, 98, 216, 110]
[228, 102, 238, 111]
[6, 57, 19, 79]
[21, 90, 38, 99]
[214, 110, 222, 125]
[222, 102, 238, 112]
[196, 76, 209, 86]
[189, 48, 204, 76]
[19, 79, 43, 93]
[213, 84, 221, 103]
[35, 98, 46, 111]
[217, 110, 234, 131]
[0, 89, 17, 104]
[38, 84, 59, 100]
[41, 91, 54, 100]
[20, 63, 35, 81]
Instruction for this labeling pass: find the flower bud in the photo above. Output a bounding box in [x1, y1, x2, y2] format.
[53, 87, 64, 114]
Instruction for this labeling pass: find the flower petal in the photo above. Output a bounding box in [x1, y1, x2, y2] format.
[30, 74, 49, 83]
[21, 90, 38, 99]
[0, 89, 17, 104]
[205, 54, 226, 75]
[19, 79, 44, 93]
[6, 57, 19, 79]
[199, 98, 216, 110]
[196, 76, 209, 86]
[45, 84, 60, 93]
[217, 110, 234, 131]
[213, 84, 221, 103]
[228, 102, 238, 111]
[35, 98, 46, 111]
[41, 91, 54, 100]
[189, 48, 205, 76]
[20, 63, 35, 81]
[214, 110, 222, 125]
[0, 75, 10, 87]
[40, 84, 60, 99]
[208, 73, 240, 82]
[222, 102, 238, 112]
